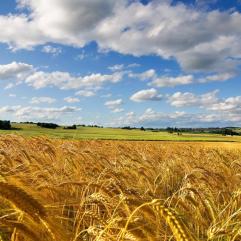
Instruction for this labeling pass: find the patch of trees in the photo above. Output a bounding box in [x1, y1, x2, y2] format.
[166, 127, 180, 133]
[166, 127, 240, 136]
[121, 126, 147, 131]
[0, 120, 11, 130]
[87, 125, 103, 128]
[20, 121, 36, 124]
[120, 126, 240, 136]
[37, 122, 59, 129]
[121, 126, 139, 130]
[210, 128, 240, 136]
[64, 125, 77, 130]
[122, 126, 132, 130]
[77, 124, 103, 128]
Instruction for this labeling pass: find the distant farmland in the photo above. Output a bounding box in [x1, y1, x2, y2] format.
[0, 123, 241, 142]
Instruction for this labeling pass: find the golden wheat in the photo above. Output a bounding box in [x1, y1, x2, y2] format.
[0, 135, 241, 240]
[0, 182, 46, 220]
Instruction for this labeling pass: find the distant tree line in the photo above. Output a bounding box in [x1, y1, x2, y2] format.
[0, 120, 11, 130]
[121, 126, 140, 130]
[64, 125, 77, 130]
[165, 127, 240, 136]
[166, 127, 180, 133]
[76, 124, 103, 128]
[22, 122, 104, 129]
[210, 128, 240, 136]
[121, 126, 240, 136]
[37, 122, 59, 129]
[20, 121, 36, 124]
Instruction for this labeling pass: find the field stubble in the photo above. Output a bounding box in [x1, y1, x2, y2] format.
[0, 135, 241, 240]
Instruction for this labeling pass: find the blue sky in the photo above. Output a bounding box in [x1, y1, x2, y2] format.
[0, 0, 240, 127]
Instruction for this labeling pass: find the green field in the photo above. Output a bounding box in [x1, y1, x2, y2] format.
[0, 123, 241, 142]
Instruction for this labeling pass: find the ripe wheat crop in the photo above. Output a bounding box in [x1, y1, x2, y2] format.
[0, 134, 241, 240]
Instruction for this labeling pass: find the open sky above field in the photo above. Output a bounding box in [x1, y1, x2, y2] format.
[0, 0, 241, 127]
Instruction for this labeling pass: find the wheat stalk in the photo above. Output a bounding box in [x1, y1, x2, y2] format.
[151, 199, 198, 241]
[0, 182, 46, 220]
[118, 199, 198, 241]
[0, 182, 56, 240]
[0, 219, 41, 241]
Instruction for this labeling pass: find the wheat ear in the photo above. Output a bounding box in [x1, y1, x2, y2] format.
[0, 182, 46, 220]
[0, 182, 56, 240]
[119, 199, 198, 241]
[151, 199, 198, 241]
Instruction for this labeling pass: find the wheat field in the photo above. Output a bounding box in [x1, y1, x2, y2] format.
[0, 135, 241, 241]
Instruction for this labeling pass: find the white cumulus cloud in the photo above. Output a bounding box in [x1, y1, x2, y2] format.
[0, 105, 81, 121]
[42, 45, 62, 56]
[64, 97, 80, 103]
[0, 61, 33, 80]
[105, 98, 124, 113]
[130, 88, 162, 102]
[75, 90, 95, 97]
[168, 90, 219, 107]
[0, 1, 239, 75]
[30, 96, 56, 104]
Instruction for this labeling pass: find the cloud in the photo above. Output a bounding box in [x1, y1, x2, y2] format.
[0, 0, 241, 76]
[0, 14, 47, 50]
[108, 64, 124, 71]
[151, 75, 194, 87]
[129, 69, 156, 81]
[42, 45, 62, 56]
[168, 90, 219, 107]
[110, 108, 187, 127]
[0, 1, 239, 74]
[139, 108, 186, 123]
[30, 96, 56, 104]
[111, 105, 241, 127]
[110, 89, 241, 127]
[96, 1, 241, 74]
[0, 105, 80, 121]
[167, 90, 241, 121]
[127, 63, 141, 68]
[105, 98, 124, 112]
[64, 97, 80, 103]
[195, 0, 219, 9]
[9, 94, 16, 98]
[0, 105, 20, 114]
[130, 88, 162, 102]
[199, 72, 235, 83]
[108, 111, 137, 126]
[130, 69, 194, 87]
[105, 98, 123, 108]
[76, 50, 88, 60]
[112, 108, 124, 113]
[75, 90, 95, 97]
[131, 69, 234, 87]
[0, 61, 124, 92]
[2, 0, 117, 49]
[0, 61, 33, 80]
[207, 96, 241, 112]
[166, 90, 241, 124]
[25, 70, 123, 89]
[4, 83, 15, 90]
[101, 93, 112, 98]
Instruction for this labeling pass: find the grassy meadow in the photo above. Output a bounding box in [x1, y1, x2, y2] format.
[0, 123, 241, 142]
[0, 135, 241, 240]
